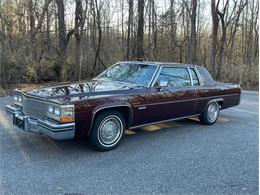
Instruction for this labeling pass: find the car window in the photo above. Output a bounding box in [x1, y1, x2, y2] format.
[189, 68, 200, 86]
[155, 67, 191, 87]
[196, 66, 214, 84]
[95, 63, 157, 86]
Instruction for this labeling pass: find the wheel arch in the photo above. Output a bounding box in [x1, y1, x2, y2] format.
[207, 98, 224, 109]
[88, 103, 133, 136]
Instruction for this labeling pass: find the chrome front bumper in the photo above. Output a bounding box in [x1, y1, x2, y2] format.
[5, 104, 75, 140]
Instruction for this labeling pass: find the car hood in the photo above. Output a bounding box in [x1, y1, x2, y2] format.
[25, 80, 144, 99]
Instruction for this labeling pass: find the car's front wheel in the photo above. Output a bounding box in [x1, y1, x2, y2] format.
[199, 102, 220, 125]
[89, 110, 125, 151]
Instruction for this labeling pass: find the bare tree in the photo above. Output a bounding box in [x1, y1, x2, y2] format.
[55, 0, 67, 79]
[228, 0, 248, 63]
[151, 0, 157, 59]
[246, 0, 258, 68]
[74, 0, 88, 80]
[28, 0, 52, 82]
[215, 0, 229, 79]
[209, 0, 220, 77]
[136, 0, 145, 60]
[170, 0, 176, 61]
[55, 0, 74, 80]
[0, 0, 258, 90]
[126, 0, 133, 60]
[90, 0, 105, 76]
[187, 0, 197, 64]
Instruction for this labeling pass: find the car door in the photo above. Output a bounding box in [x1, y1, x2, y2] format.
[146, 66, 197, 123]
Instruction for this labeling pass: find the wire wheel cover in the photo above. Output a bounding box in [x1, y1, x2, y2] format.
[98, 115, 123, 146]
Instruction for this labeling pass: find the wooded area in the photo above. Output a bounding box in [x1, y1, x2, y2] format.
[0, 0, 259, 90]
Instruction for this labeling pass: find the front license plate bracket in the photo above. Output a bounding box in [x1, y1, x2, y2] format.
[13, 114, 25, 130]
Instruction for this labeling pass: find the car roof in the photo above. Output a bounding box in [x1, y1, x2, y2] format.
[117, 61, 202, 68]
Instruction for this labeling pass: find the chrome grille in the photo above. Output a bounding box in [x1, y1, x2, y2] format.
[23, 96, 46, 119]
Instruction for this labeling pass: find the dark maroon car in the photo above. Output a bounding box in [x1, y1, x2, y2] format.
[6, 61, 241, 151]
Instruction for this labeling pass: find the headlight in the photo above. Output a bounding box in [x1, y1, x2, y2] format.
[14, 95, 18, 101]
[47, 105, 54, 114]
[13, 93, 23, 106]
[18, 96, 22, 102]
[54, 107, 61, 116]
[47, 103, 74, 123]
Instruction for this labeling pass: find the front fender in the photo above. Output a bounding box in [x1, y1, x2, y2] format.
[87, 102, 133, 135]
[92, 102, 132, 115]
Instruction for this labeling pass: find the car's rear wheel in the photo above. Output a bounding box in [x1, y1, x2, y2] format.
[89, 110, 125, 151]
[199, 102, 220, 125]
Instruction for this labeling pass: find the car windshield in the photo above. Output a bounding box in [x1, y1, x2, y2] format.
[95, 63, 157, 86]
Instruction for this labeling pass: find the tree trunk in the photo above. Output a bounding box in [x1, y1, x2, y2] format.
[187, 0, 197, 64]
[216, 24, 226, 80]
[56, 0, 67, 80]
[91, 0, 105, 76]
[148, 0, 151, 57]
[75, 0, 83, 80]
[136, 0, 145, 60]
[228, 1, 247, 63]
[170, 0, 176, 61]
[246, 0, 255, 68]
[46, 8, 51, 51]
[28, 0, 37, 82]
[209, 0, 219, 77]
[126, 0, 133, 60]
[121, 0, 124, 54]
[152, 0, 157, 59]
[75, 0, 88, 81]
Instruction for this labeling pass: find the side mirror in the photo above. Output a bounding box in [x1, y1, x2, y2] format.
[159, 80, 168, 87]
[155, 80, 168, 91]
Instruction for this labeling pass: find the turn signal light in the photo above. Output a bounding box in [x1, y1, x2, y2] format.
[59, 117, 74, 123]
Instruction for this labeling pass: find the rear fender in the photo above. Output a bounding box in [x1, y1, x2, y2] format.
[207, 98, 224, 109]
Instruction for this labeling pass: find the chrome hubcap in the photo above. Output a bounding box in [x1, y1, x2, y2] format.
[207, 103, 218, 122]
[98, 116, 123, 146]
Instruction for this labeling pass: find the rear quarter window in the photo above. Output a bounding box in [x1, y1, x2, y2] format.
[196, 66, 214, 84]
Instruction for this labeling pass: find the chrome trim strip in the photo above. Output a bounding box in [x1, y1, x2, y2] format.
[188, 67, 201, 86]
[92, 105, 132, 117]
[21, 92, 46, 101]
[194, 65, 204, 86]
[130, 114, 200, 129]
[132, 93, 239, 107]
[23, 95, 45, 103]
[45, 97, 48, 120]
[46, 102, 75, 122]
[187, 67, 193, 86]
[95, 62, 160, 87]
[150, 64, 194, 87]
[38, 119, 75, 129]
[8, 106, 75, 139]
[147, 98, 196, 106]
[88, 104, 133, 135]
[197, 93, 240, 99]
[5, 104, 22, 114]
[150, 65, 163, 87]
[38, 124, 74, 132]
[148, 65, 161, 87]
